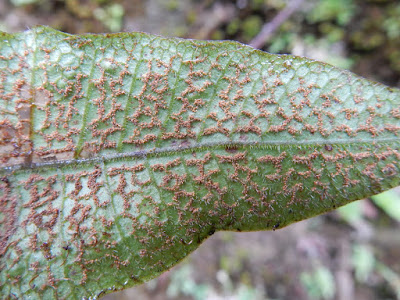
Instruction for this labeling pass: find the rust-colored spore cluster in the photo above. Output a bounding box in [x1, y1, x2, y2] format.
[0, 28, 399, 299]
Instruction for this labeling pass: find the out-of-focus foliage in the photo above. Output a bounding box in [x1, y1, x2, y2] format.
[300, 266, 336, 300]
[372, 190, 400, 222]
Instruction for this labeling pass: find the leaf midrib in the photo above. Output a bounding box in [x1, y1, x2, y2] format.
[1, 137, 398, 173]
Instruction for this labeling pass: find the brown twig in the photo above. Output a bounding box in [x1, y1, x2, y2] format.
[250, 0, 305, 49]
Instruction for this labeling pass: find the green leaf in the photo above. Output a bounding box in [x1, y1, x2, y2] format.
[337, 200, 363, 225]
[0, 26, 399, 299]
[352, 244, 375, 283]
[300, 265, 336, 299]
[371, 189, 400, 221]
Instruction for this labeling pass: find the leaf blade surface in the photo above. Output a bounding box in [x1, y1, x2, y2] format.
[0, 27, 399, 299]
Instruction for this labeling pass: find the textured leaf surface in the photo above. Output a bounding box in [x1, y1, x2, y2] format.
[0, 27, 399, 299]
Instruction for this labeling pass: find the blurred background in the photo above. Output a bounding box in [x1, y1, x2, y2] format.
[1, 0, 400, 299]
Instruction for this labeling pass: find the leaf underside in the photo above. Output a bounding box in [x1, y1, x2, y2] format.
[0, 27, 399, 299]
